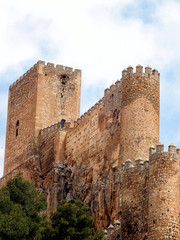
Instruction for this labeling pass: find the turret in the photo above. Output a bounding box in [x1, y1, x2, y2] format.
[119, 65, 159, 162]
[148, 144, 180, 239]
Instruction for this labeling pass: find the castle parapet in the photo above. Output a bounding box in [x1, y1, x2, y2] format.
[9, 61, 81, 90]
[42, 61, 80, 75]
[149, 143, 180, 159]
[135, 157, 144, 170]
[121, 65, 160, 81]
[122, 157, 149, 173]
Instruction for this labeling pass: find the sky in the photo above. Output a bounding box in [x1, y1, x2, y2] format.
[1, 0, 180, 177]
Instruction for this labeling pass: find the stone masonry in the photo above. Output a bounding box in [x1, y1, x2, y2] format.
[1, 61, 180, 239]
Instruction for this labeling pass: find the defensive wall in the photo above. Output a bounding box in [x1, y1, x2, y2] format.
[4, 61, 179, 239]
[65, 65, 160, 172]
[41, 142, 180, 239]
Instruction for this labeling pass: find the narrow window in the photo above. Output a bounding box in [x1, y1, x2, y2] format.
[61, 119, 66, 129]
[16, 129, 18, 137]
[16, 120, 19, 127]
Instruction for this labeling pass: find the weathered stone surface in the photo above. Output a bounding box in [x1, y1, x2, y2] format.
[2, 62, 180, 239]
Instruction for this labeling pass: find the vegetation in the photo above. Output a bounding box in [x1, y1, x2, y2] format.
[38, 200, 104, 240]
[0, 175, 103, 240]
[0, 174, 47, 240]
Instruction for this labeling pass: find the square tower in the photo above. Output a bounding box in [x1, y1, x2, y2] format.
[4, 61, 81, 175]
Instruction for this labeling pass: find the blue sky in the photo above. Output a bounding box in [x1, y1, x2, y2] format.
[1, 0, 180, 176]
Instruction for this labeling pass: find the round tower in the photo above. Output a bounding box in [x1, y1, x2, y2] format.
[119, 65, 159, 162]
[148, 144, 180, 239]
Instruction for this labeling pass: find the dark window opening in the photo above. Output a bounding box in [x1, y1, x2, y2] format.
[45, 73, 47, 76]
[16, 129, 18, 137]
[111, 94, 114, 97]
[61, 119, 66, 129]
[16, 120, 19, 127]
[61, 94, 64, 98]
[61, 74, 67, 85]
[61, 74, 67, 79]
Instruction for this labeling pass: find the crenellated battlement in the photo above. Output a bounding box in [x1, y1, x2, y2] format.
[9, 60, 81, 90]
[4, 59, 180, 239]
[121, 157, 149, 173]
[39, 120, 71, 138]
[149, 143, 180, 158]
[9, 61, 40, 90]
[73, 97, 104, 127]
[42, 61, 81, 76]
[121, 64, 160, 81]
[104, 79, 121, 97]
[103, 64, 159, 100]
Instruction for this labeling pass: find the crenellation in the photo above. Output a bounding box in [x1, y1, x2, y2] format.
[144, 159, 149, 168]
[104, 88, 110, 97]
[47, 62, 55, 68]
[56, 64, 64, 71]
[115, 80, 121, 88]
[134, 157, 144, 170]
[36, 61, 81, 77]
[127, 66, 133, 74]
[156, 142, 164, 153]
[110, 84, 116, 92]
[64, 66, 73, 72]
[168, 143, 176, 153]
[5, 62, 176, 239]
[152, 69, 159, 81]
[145, 65, 152, 74]
[122, 69, 127, 79]
[120, 65, 159, 83]
[136, 64, 143, 76]
[9, 61, 47, 90]
[149, 145, 156, 157]
[124, 159, 133, 170]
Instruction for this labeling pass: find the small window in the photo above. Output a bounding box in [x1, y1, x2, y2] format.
[61, 74, 67, 85]
[16, 129, 18, 137]
[61, 119, 66, 129]
[16, 120, 19, 127]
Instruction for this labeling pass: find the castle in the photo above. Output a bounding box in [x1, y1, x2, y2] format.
[1, 61, 180, 239]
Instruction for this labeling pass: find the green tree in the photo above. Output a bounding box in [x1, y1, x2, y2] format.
[0, 173, 47, 240]
[38, 200, 104, 240]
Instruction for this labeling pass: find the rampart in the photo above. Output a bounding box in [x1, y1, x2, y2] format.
[65, 65, 159, 172]
[4, 62, 177, 240]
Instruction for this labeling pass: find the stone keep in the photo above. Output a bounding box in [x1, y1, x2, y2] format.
[4, 61, 81, 175]
[2, 61, 179, 239]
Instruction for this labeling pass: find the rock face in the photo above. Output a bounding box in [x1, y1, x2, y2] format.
[2, 62, 180, 239]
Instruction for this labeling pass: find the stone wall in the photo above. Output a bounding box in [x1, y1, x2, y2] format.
[4, 61, 81, 176]
[43, 143, 180, 239]
[65, 65, 160, 174]
[148, 144, 180, 239]
[2, 62, 170, 239]
[4, 66, 38, 175]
